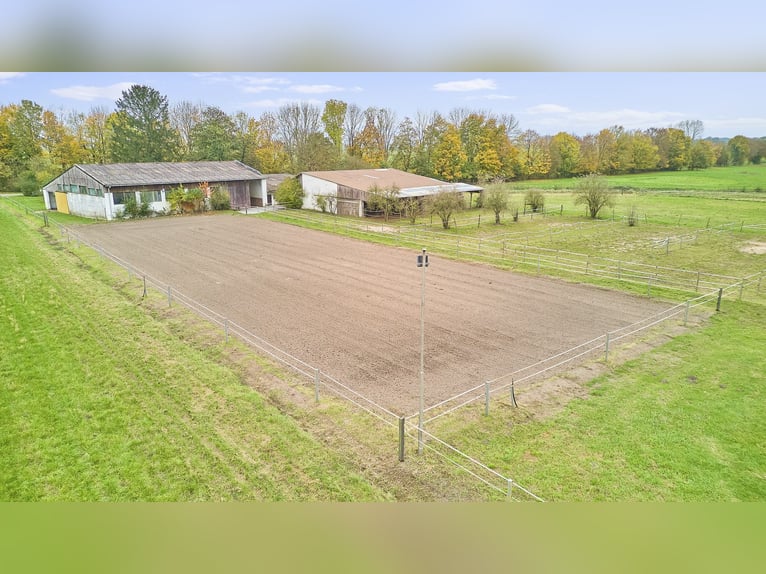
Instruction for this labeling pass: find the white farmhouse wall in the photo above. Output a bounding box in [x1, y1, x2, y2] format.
[66, 193, 109, 220]
[300, 174, 339, 211]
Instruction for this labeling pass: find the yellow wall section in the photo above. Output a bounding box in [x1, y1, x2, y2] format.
[54, 192, 69, 214]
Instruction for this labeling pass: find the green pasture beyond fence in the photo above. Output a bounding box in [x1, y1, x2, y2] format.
[266, 209, 765, 298]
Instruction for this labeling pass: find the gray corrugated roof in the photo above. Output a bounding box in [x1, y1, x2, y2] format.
[302, 168, 483, 197]
[76, 161, 263, 187]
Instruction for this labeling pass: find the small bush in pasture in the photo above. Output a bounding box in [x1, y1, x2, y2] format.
[574, 174, 615, 219]
[627, 205, 639, 227]
[427, 189, 464, 229]
[524, 190, 545, 213]
[484, 189, 508, 224]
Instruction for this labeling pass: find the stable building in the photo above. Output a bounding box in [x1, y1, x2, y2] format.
[42, 161, 267, 220]
[299, 168, 483, 217]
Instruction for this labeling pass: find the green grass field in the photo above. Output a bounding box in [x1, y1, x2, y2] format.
[0, 205, 388, 501]
[505, 164, 766, 192]
[3, 168, 766, 501]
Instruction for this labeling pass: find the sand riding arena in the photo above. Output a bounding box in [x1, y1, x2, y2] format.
[75, 215, 672, 415]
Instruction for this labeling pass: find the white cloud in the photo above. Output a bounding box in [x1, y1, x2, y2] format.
[527, 103, 570, 114]
[289, 84, 345, 94]
[0, 72, 24, 83]
[242, 85, 280, 94]
[51, 82, 135, 102]
[465, 94, 516, 101]
[433, 78, 497, 92]
[704, 117, 766, 134]
[244, 97, 323, 108]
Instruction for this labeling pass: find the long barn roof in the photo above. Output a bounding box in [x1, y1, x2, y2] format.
[74, 161, 263, 187]
[302, 168, 483, 195]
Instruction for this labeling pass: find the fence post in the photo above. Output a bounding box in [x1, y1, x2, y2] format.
[684, 300, 690, 325]
[484, 381, 490, 416]
[398, 417, 405, 462]
[507, 478, 514, 501]
[142, 275, 147, 298]
[167, 285, 172, 307]
[716, 288, 723, 312]
[224, 319, 229, 342]
[314, 369, 320, 403]
[605, 332, 610, 362]
[510, 379, 517, 407]
[696, 271, 701, 292]
[478, 214, 481, 228]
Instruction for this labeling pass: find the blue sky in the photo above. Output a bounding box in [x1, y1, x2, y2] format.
[2, 72, 765, 138]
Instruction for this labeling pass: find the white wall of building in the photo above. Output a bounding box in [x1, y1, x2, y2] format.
[300, 174, 339, 211]
[66, 193, 110, 220]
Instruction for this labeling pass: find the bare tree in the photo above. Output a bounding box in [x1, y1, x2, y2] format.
[676, 119, 704, 141]
[343, 103, 364, 152]
[498, 113, 521, 140]
[171, 100, 203, 158]
[276, 101, 323, 170]
[374, 107, 398, 156]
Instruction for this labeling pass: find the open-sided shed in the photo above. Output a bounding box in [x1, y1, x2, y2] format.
[299, 168, 483, 216]
[42, 161, 266, 220]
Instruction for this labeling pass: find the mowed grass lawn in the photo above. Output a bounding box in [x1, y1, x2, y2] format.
[0, 206, 385, 501]
[432, 301, 766, 501]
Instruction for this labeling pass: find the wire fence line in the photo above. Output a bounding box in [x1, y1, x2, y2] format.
[270, 209, 752, 295]
[1, 198, 545, 501]
[409, 286, 751, 426]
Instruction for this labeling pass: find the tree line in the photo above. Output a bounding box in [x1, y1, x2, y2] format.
[2, 84, 765, 195]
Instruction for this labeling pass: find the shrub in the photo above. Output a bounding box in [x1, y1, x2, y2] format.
[484, 189, 508, 224]
[627, 205, 639, 227]
[427, 189, 464, 229]
[574, 174, 615, 219]
[122, 196, 152, 218]
[524, 190, 545, 212]
[275, 177, 304, 209]
[210, 187, 230, 211]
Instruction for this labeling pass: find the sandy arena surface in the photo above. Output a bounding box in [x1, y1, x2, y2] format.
[75, 215, 670, 415]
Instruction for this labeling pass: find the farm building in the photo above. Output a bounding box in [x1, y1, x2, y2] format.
[299, 169, 483, 216]
[42, 161, 268, 220]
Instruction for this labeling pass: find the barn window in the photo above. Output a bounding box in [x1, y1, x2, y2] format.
[113, 191, 134, 205]
[140, 190, 161, 203]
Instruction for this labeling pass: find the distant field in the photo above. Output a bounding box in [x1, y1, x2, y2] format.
[506, 164, 766, 192]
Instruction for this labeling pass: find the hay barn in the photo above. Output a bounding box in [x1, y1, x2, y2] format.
[42, 161, 267, 220]
[299, 168, 483, 216]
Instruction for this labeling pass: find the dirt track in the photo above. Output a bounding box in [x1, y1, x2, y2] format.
[75, 215, 669, 414]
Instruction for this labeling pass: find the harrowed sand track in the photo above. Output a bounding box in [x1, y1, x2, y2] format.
[75, 215, 670, 414]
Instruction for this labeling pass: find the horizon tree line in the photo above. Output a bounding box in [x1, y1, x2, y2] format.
[1, 84, 764, 195]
